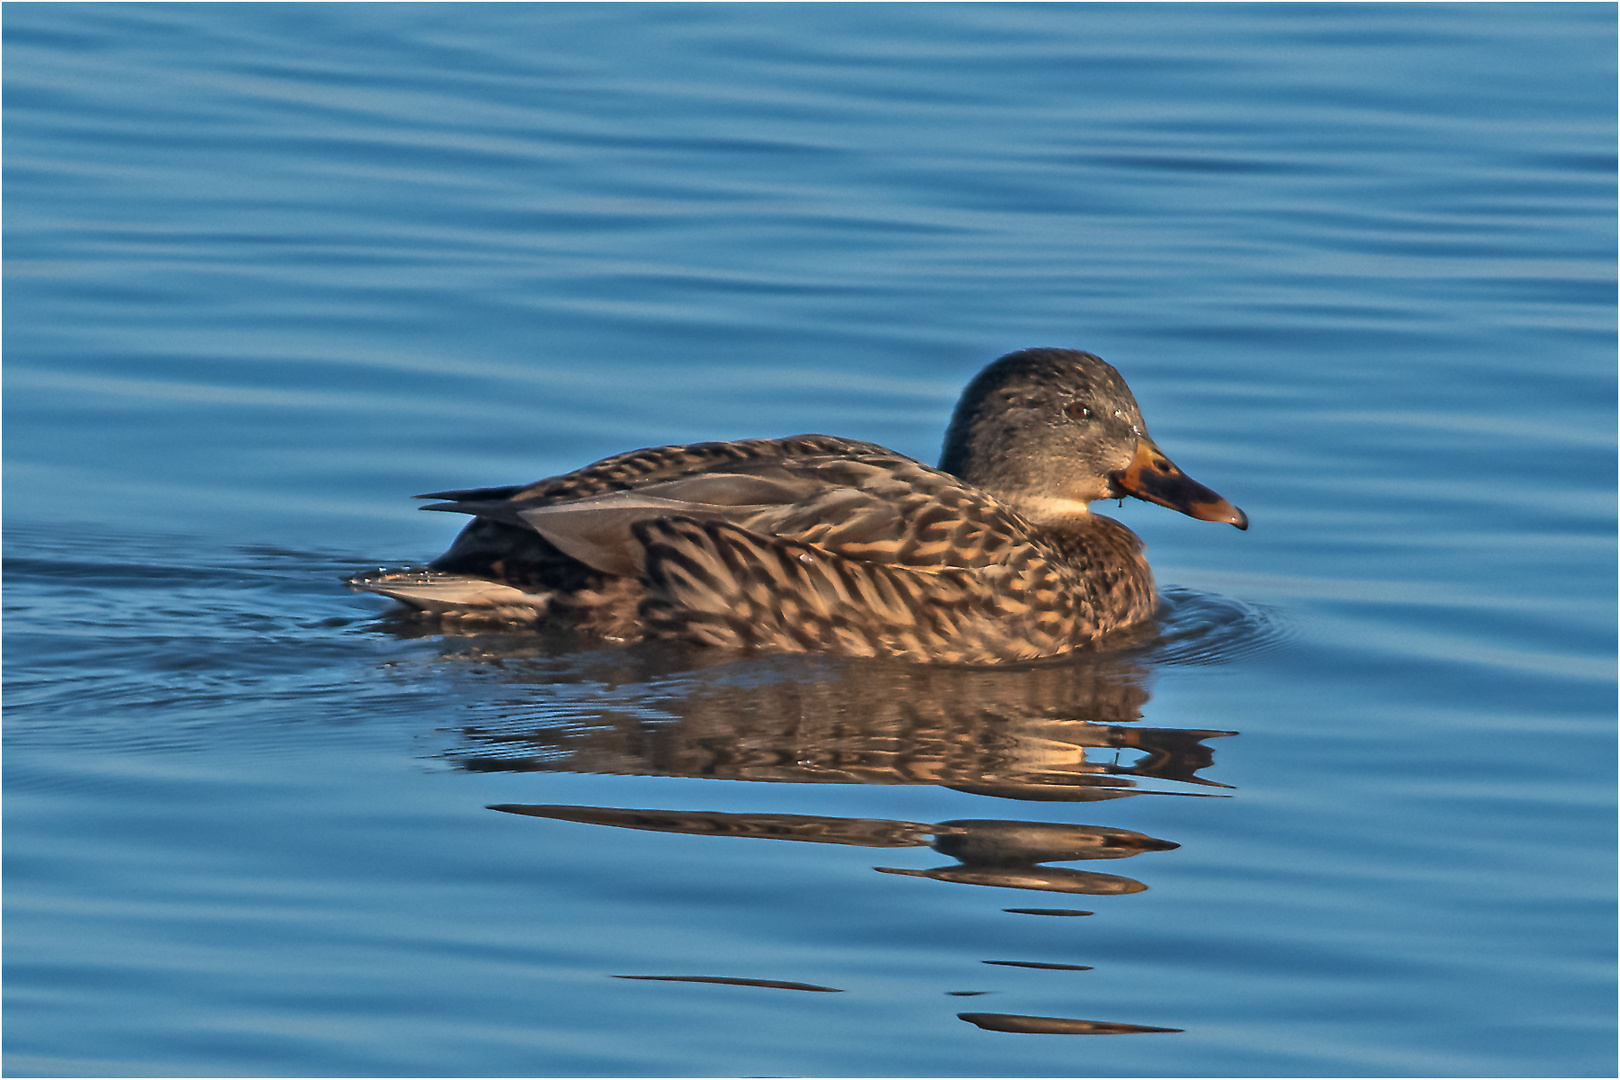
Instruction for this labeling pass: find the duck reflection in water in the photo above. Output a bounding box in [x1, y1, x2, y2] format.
[448, 642, 1234, 803]
[489, 803, 1181, 898]
[468, 649, 1217, 898]
[426, 626, 1257, 1036]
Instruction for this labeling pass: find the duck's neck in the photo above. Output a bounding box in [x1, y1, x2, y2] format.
[1000, 493, 1095, 525]
[1032, 506, 1140, 554]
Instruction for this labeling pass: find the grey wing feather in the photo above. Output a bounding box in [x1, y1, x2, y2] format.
[416, 435, 1040, 582]
[511, 471, 827, 576]
[491, 435, 893, 504]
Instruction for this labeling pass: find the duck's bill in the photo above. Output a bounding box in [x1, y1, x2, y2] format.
[1110, 439, 1248, 530]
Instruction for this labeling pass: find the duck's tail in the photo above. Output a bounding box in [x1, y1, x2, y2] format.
[345, 566, 552, 620]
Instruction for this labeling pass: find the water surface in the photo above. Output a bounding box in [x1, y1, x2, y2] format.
[5, 4, 1614, 1077]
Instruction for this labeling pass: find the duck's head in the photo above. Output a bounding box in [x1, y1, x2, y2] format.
[939, 348, 1247, 530]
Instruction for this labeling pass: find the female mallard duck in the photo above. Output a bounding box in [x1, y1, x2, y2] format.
[351, 348, 1246, 664]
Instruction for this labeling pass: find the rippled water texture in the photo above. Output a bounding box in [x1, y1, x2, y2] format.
[5, 5, 1614, 1077]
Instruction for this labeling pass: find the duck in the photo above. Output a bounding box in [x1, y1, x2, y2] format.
[349, 348, 1246, 664]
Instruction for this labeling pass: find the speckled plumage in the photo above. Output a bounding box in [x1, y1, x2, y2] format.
[350, 349, 1246, 664]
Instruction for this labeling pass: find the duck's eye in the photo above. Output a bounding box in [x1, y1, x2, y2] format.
[1064, 401, 1093, 421]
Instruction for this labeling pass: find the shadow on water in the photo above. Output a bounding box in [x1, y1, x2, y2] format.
[371, 587, 1276, 1038]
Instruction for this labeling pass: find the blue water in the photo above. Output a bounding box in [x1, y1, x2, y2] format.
[5, 4, 1614, 1076]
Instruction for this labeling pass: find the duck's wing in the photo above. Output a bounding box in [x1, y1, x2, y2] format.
[421, 436, 1042, 580]
[418, 435, 894, 507]
[735, 454, 1033, 572]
